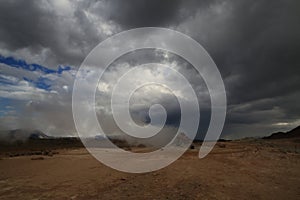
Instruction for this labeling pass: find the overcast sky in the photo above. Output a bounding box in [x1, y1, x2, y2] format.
[0, 0, 299, 139]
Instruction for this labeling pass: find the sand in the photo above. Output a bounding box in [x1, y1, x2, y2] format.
[0, 140, 300, 200]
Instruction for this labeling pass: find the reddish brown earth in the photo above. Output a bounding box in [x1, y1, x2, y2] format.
[0, 139, 300, 200]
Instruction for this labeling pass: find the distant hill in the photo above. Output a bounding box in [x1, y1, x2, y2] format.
[263, 126, 300, 139]
[0, 129, 52, 142]
[0, 129, 83, 151]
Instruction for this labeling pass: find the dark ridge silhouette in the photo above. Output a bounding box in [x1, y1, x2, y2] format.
[263, 126, 300, 139]
[0, 129, 53, 142]
[0, 129, 146, 153]
[0, 129, 83, 153]
[193, 138, 232, 143]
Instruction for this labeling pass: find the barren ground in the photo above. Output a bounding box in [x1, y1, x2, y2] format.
[0, 139, 300, 200]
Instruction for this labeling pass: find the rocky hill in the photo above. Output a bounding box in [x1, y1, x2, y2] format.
[264, 126, 300, 139]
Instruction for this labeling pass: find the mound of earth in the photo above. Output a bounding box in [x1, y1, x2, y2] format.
[264, 126, 300, 139]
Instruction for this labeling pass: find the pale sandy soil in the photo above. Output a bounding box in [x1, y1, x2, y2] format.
[0, 140, 300, 200]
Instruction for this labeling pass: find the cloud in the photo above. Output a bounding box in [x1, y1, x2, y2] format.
[0, 56, 77, 136]
[0, 0, 120, 68]
[0, 0, 299, 139]
[174, 0, 300, 137]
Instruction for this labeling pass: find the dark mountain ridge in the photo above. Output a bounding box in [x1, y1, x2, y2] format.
[263, 126, 300, 139]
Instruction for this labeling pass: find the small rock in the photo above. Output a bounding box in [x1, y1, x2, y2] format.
[31, 157, 44, 160]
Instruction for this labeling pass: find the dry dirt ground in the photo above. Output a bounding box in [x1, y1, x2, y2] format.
[0, 140, 300, 200]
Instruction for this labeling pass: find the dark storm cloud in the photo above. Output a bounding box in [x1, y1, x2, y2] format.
[0, 1, 44, 50]
[173, 0, 300, 103]
[221, 0, 300, 104]
[99, 0, 182, 28]
[173, 0, 300, 137]
[95, 0, 221, 28]
[222, 0, 300, 135]
[0, 0, 299, 139]
[0, 0, 112, 67]
[0, 0, 210, 65]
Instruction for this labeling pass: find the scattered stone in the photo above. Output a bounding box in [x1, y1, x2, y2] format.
[31, 157, 44, 160]
[218, 143, 226, 148]
[137, 144, 146, 148]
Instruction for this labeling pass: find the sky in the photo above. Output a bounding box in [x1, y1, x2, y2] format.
[0, 0, 299, 140]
